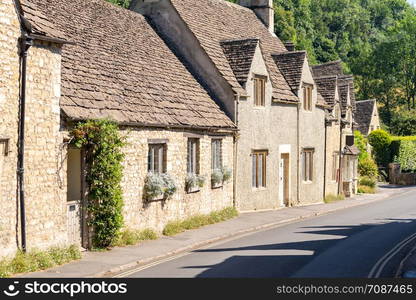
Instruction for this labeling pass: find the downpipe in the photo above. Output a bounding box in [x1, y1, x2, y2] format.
[18, 33, 32, 252]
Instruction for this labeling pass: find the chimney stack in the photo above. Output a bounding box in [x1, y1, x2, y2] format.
[284, 41, 295, 52]
[239, 0, 274, 34]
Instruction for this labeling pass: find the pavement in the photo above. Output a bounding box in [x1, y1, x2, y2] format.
[20, 184, 415, 278]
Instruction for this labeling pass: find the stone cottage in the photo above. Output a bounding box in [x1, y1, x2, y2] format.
[0, 0, 236, 256]
[132, 0, 329, 210]
[312, 61, 359, 197]
[355, 99, 381, 136]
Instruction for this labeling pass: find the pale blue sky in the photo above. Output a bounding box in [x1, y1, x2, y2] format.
[409, 0, 416, 6]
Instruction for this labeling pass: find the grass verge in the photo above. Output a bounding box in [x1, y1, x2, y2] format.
[163, 207, 238, 236]
[112, 229, 158, 247]
[358, 185, 376, 194]
[324, 194, 345, 204]
[0, 245, 81, 278]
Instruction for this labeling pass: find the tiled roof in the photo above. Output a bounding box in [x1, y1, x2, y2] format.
[220, 38, 259, 88]
[22, 0, 235, 129]
[169, 0, 298, 103]
[338, 83, 350, 113]
[17, 0, 67, 41]
[314, 76, 338, 106]
[311, 60, 343, 78]
[272, 51, 306, 93]
[355, 99, 376, 135]
[344, 145, 360, 156]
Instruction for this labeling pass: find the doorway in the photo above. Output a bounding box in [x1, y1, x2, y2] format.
[279, 153, 290, 207]
[67, 147, 85, 248]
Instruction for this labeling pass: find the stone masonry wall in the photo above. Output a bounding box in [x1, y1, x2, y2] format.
[0, 0, 20, 258]
[121, 128, 234, 232]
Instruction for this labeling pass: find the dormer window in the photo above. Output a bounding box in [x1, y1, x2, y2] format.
[303, 84, 313, 111]
[253, 75, 266, 107]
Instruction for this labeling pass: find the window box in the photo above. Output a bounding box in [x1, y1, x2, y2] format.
[185, 173, 206, 193]
[143, 172, 177, 201]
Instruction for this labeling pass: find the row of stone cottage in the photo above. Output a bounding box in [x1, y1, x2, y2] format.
[0, 0, 362, 256]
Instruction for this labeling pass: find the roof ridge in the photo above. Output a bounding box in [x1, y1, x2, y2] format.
[357, 99, 376, 103]
[272, 50, 307, 56]
[220, 37, 260, 44]
[312, 60, 342, 67]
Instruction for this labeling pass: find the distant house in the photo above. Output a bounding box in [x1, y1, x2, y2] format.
[355, 99, 381, 136]
[312, 61, 359, 197]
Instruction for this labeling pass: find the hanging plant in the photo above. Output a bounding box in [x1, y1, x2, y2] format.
[144, 173, 177, 200]
[70, 119, 126, 249]
[185, 173, 206, 192]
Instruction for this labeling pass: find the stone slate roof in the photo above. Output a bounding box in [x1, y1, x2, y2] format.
[22, 0, 235, 129]
[344, 145, 360, 156]
[169, 0, 298, 103]
[311, 60, 343, 78]
[17, 0, 67, 41]
[338, 83, 350, 113]
[272, 51, 306, 93]
[314, 76, 338, 106]
[355, 99, 376, 135]
[220, 38, 259, 88]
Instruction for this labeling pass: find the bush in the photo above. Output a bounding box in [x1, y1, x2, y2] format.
[358, 185, 376, 194]
[112, 229, 158, 247]
[368, 129, 392, 167]
[0, 245, 81, 278]
[391, 139, 416, 172]
[358, 157, 378, 179]
[144, 173, 177, 200]
[390, 110, 416, 136]
[354, 130, 369, 161]
[162, 207, 238, 237]
[324, 194, 345, 204]
[359, 176, 377, 188]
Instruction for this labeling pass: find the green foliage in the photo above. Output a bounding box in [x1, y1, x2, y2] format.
[359, 176, 377, 188]
[162, 207, 238, 236]
[211, 169, 224, 186]
[144, 173, 177, 200]
[185, 173, 206, 192]
[358, 185, 376, 194]
[0, 245, 81, 278]
[390, 110, 416, 136]
[354, 130, 369, 161]
[105, 0, 131, 8]
[71, 120, 126, 248]
[358, 157, 379, 179]
[368, 129, 392, 166]
[392, 139, 416, 172]
[222, 166, 233, 183]
[112, 229, 158, 247]
[324, 194, 345, 204]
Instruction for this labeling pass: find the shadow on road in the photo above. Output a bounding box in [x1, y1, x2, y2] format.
[180, 218, 416, 278]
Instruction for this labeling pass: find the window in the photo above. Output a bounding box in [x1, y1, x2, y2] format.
[252, 150, 267, 188]
[303, 84, 313, 111]
[211, 139, 222, 171]
[302, 148, 314, 182]
[253, 75, 266, 107]
[148, 144, 167, 174]
[331, 152, 339, 181]
[187, 138, 199, 175]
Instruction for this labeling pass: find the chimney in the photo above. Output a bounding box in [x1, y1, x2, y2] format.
[239, 0, 274, 33]
[284, 41, 295, 52]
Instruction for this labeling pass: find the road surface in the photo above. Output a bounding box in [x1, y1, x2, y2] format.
[120, 189, 416, 278]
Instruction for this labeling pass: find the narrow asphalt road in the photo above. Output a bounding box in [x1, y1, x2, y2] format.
[123, 189, 416, 278]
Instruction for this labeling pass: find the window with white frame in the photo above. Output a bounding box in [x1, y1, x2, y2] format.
[187, 138, 200, 175]
[148, 143, 167, 174]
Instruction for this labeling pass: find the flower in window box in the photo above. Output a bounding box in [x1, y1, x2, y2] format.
[161, 173, 177, 198]
[144, 173, 177, 200]
[222, 166, 232, 183]
[211, 169, 224, 187]
[185, 173, 206, 192]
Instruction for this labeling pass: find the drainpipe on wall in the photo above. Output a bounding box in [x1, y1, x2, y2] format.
[232, 94, 240, 209]
[338, 121, 344, 195]
[323, 119, 328, 200]
[17, 33, 32, 252]
[296, 101, 300, 205]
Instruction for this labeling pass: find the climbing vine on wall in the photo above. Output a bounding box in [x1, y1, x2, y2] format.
[71, 120, 126, 248]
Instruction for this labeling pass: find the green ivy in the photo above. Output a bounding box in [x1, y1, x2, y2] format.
[71, 120, 126, 248]
[392, 140, 416, 172]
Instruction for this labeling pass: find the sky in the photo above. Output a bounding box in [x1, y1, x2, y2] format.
[409, 0, 416, 6]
